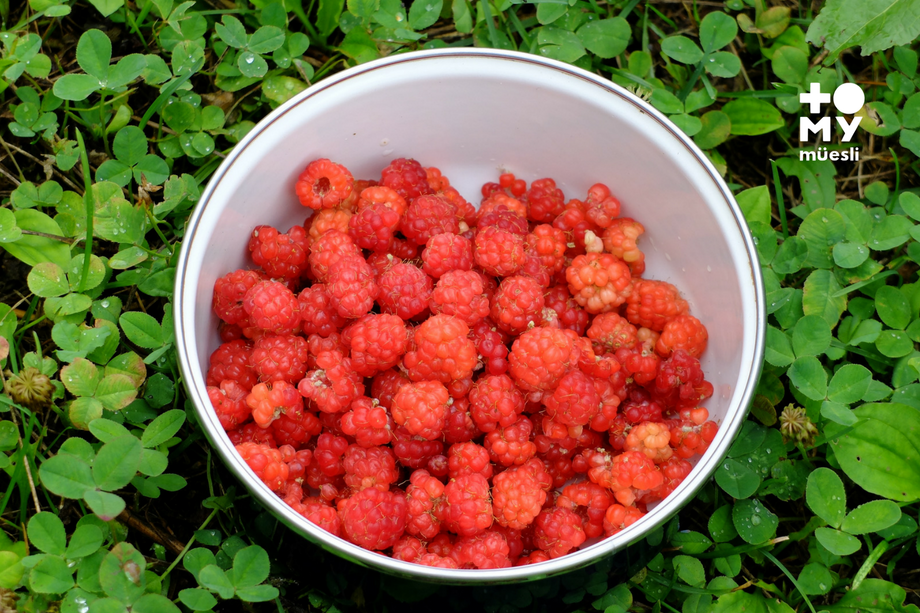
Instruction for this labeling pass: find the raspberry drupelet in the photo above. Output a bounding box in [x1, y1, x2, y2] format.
[296, 159, 354, 209]
[391, 380, 451, 441]
[403, 314, 478, 383]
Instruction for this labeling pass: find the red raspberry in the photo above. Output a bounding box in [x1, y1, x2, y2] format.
[587, 312, 637, 355]
[565, 253, 632, 314]
[447, 442, 493, 480]
[299, 497, 342, 537]
[337, 487, 407, 550]
[442, 473, 493, 537]
[477, 207, 529, 236]
[405, 469, 445, 539]
[357, 185, 408, 216]
[251, 333, 309, 384]
[602, 218, 645, 276]
[524, 178, 565, 222]
[498, 172, 527, 197]
[207, 340, 256, 389]
[485, 416, 537, 467]
[296, 159, 354, 209]
[370, 368, 410, 410]
[377, 263, 433, 321]
[297, 350, 364, 414]
[366, 252, 402, 281]
[653, 349, 712, 408]
[587, 449, 663, 505]
[553, 199, 598, 251]
[403, 314, 477, 383]
[603, 504, 644, 537]
[444, 397, 481, 444]
[470, 317, 509, 376]
[639, 457, 694, 505]
[428, 533, 454, 558]
[542, 286, 588, 336]
[327, 255, 378, 319]
[450, 530, 511, 569]
[479, 192, 527, 220]
[469, 374, 525, 433]
[381, 158, 433, 201]
[556, 481, 612, 539]
[656, 315, 708, 358]
[533, 507, 586, 558]
[428, 453, 449, 478]
[342, 445, 398, 492]
[392, 426, 444, 469]
[236, 442, 289, 492]
[508, 327, 575, 392]
[425, 166, 450, 192]
[544, 370, 600, 428]
[280, 446, 314, 481]
[208, 380, 250, 430]
[242, 280, 300, 335]
[389, 237, 419, 260]
[341, 396, 392, 447]
[526, 224, 567, 272]
[625, 421, 673, 463]
[227, 422, 276, 446]
[392, 535, 428, 562]
[272, 409, 322, 447]
[391, 380, 451, 441]
[306, 331, 349, 369]
[429, 270, 490, 326]
[307, 208, 352, 240]
[516, 551, 551, 565]
[621, 388, 664, 424]
[669, 418, 718, 459]
[248, 225, 310, 279]
[297, 285, 347, 337]
[401, 195, 459, 245]
[417, 553, 460, 568]
[246, 380, 302, 428]
[474, 226, 525, 278]
[312, 432, 349, 478]
[492, 461, 550, 530]
[490, 275, 545, 336]
[421, 233, 474, 279]
[309, 229, 361, 282]
[348, 200, 401, 252]
[584, 183, 621, 229]
[339, 313, 408, 377]
[213, 269, 263, 325]
[625, 279, 689, 331]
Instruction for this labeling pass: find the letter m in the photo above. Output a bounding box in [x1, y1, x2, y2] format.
[799, 116, 830, 142]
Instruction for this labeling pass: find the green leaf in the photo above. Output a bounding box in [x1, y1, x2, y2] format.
[76, 29, 112, 81]
[65, 525, 104, 559]
[198, 564, 235, 599]
[95, 374, 138, 412]
[669, 113, 702, 136]
[141, 410, 185, 449]
[40, 454, 95, 498]
[828, 364, 873, 404]
[876, 330, 914, 358]
[28, 262, 69, 298]
[861, 102, 901, 137]
[772, 236, 808, 274]
[869, 215, 913, 251]
[708, 506, 738, 542]
[669, 531, 712, 555]
[112, 126, 147, 166]
[0, 209, 22, 243]
[772, 46, 808, 84]
[30, 555, 74, 593]
[3, 209, 71, 269]
[248, 25, 285, 54]
[806, 467, 846, 528]
[792, 315, 832, 357]
[699, 11, 737, 52]
[576, 18, 630, 59]
[715, 458, 761, 498]
[131, 593, 182, 613]
[69, 398, 104, 430]
[215, 16, 248, 48]
[0, 551, 24, 590]
[536, 27, 585, 64]
[119, 312, 163, 349]
[672, 555, 705, 586]
[104, 352, 146, 388]
[831, 402, 920, 501]
[776, 158, 837, 212]
[732, 499, 778, 544]
[803, 269, 847, 328]
[875, 286, 912, 330]
[178, 588, 218, 611]
[88, 0, 122, 16]
[106, 54, 146, 89]
[347, 0, 378, 21]
[704, 51, 741, 78]
[60, 358, 101, 398]
[824, 578, 920, 613]
[229, 546, 270, 588]
[183, 548, 216, 581]
[660, 36, 703, 64]
[788, 355, 828, 401]
[98, 543, 145, 605]
[262, 75, 307, 105]
[235, 584, 279, 602]
[764, 325, 795, 367]
[408, 0, 442, 30]
[93, 435, 142, 491]
[693, 110, 731, 149]
[722, 98, 783, 135]
[833, 242, 870, 268]
[805, 0, 920, 60]
[841, 500, 901, 535]
[798, 563, 834, 596]
[27, 512, 67, 555]
[815, 527, 861, 555]
[650, 88, 683, 114]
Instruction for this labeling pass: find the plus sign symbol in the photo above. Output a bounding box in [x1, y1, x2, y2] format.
[798, 82, 865, 143]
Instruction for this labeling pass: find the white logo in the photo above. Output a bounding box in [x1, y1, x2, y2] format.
[798, 82, 864, 162]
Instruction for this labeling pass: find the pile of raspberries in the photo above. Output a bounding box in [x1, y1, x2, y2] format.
[207, 157, 718, 569]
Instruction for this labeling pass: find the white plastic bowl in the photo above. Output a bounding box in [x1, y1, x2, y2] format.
[174, 48, 765, 583]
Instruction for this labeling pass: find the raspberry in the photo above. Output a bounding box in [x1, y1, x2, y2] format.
[405, 469, 445, 539]
[469, 374, 525, 433]
[587, 312, 637, 354]
[669, 418, 718, 459]
[340, 313, 408, 377]
[341, 396, 392, 447]
[242, 280, 300, 335]
[403, 314, 477, 383]
[227, 422, 276, 447]
[299, 498, 342, 537]
[366, 252, 402, 280]
[428, 453, 449, 478]
[602, 218, 645, 275]
[213, 269, 263, 325]
[542, 285, 589, 336]
[306, 332, 349, 369]
[370, 368, 410, 410]
[584, 183, 621, 229]
[429, 270, 490, 326]
[427, 533, 454, 558]
[621, 389, 664, 424]
[208, 380, 250, 430]
[327, 255, 378, 319]
[586, 449, 663, 505]
[498, 172, 527, 197]
[556, 481, 612, 538]
[418, 553, 460, 568]
[348, 200, 401, 252]
[485, 416, 537, 467]
[442, 473, 493, 537]
[490, 275, 545, 335]
[377, 263, 433, 321]
[337, 487, 407, 550]
[248, 224, 310, 279]
[524, 178, 565, 222]
[553, 199, 598, 251]
[309, 229, 361, 283]
[342, 445, 399, 492]
[450, 530, 511, 569]
[298, 285, 347, 337]
[508, 327, 575, 392]
[492, 461, 549, 529]
[639, 457, 694, 504]
[565, 253, 632, 314]
[296, 159, 354, 209]
[392, 535, 428, 562]
[236, 442, 289, 492]
[246, 380, 303, 428]
[544, 370, 600, 428]
[297, 350, 364, 414]
[603, 504, 644, 537]
[392, 426, 444, 468]
[381, 158, 433, 201]
[653, 349, 712, 407]
[656, 315, 708, 358]
[391, 380, 451, 440]
[516, 551, 551, 565]
[477, 207, 529, 236]
[421, 233, 474, 279]
[251, 333, 309, 384]
[280, 446, 314, 481]
[526, 224, 567, 273]
[389, 237, 419, 260]
[207, 340, 257, 389]
[272, 409, 322, 447]
[444, 397, 481, 444]
[308, 208, 352, 240]
[474, 226, 525, 278]
[401, 195, 459, 245]
[614, 328, 661, 385]
[357, 185, 408, 216]
[625, 279, 689, 331]
[533, 507, 586, 558]
[479, 192, 527, 220]
[625, 421, 673, 463]
[426, 166, 450, 192]
[312, 432, 349, 478]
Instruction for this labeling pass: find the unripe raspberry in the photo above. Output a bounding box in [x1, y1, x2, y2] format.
[308, 208, 352, 240]
[603, 503, 644, 537]
[602, 218, 645, 275]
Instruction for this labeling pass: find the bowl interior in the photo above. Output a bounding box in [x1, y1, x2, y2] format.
[176, 49, 763, 583]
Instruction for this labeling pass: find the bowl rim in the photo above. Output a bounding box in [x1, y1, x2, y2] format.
[174, 46, 766, 584]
